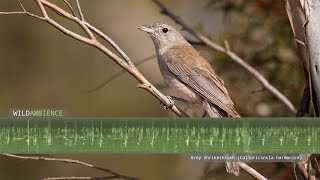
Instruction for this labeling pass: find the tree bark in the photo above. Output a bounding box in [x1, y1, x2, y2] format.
[285, 0, 320, 116]
[302, 0, 320, 116]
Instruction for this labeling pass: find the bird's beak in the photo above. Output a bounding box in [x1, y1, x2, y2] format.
[138, 25, 155, 34]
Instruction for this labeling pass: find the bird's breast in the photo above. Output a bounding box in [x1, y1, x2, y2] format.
[156, 52, 202, 104]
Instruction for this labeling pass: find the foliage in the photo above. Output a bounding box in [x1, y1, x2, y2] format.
[205, 0, 304, 117]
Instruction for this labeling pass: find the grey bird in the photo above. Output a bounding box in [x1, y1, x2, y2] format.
[139, 23, 240, 175]
[138, 23, 240, 118]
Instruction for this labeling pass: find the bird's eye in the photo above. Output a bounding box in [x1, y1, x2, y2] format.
[162, 28, 168, 33]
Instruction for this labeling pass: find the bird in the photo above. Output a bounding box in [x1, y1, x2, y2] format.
[139, 23, 240, 175]
[138, 23, 240, 118]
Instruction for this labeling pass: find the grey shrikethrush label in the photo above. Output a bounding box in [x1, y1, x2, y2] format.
[188, 153, 306, 162]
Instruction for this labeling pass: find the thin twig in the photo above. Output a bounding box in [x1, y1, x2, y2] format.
[0, 3, 45, 20]
[0, 1, 184, 117]
[2, 154, 139, 180]
[62, 0, 77, 17]
[84, 22, 133, 65]
[85, 54, 156, 93]
[44, 176, 117, 180]
[40, 0, 96, 40]
[76, 0, 85, 21]
[224, 40, 231, 51]
[153, 0, 297, 114]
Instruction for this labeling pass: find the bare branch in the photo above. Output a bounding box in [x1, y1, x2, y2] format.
[35, 0, 48, 18]
[294, 37, 307, 47]
[238, 162, 267, 180]
[76, 0, 85, 20]
[62, 0, 77, 17]
[84, 22, 133, 65]
[224, 40, 231, 52]
[2, 154, 139, 180]
[153, 0, 297, 114]
[0, 3, 45, 20]
[86, 55, 156, 93]
[0, 0, 184, 117]
[44, 176, 117, 180]
[40, 0, 96, 40]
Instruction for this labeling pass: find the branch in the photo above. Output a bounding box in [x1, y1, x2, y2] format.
[85, 55, 156, 93]
[152, 0, 297, 114]
[2, 154, 139, 180]
[62, 0, 76, 17]
[76, 0, 85, 21]
[0, 1, 184, 117]
[44, 176, 119, 180]
[0, 2, 45, 20]
[238, 162, 267, 180]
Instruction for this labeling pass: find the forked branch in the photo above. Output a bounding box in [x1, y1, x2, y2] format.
[0, 0, 185, 117]
[2, 154, 139, 180]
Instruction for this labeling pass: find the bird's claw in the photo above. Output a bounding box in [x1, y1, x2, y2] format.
[225, 162, 240, 176]
[162, 96, 174, 110]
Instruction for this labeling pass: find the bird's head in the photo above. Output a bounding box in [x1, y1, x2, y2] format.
[139, 23, 187, 51]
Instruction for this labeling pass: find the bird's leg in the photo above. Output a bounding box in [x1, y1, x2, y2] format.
[160, 96, 190, 117]
[160, 96, 188, 110]
[162, 96, 188, 110]
[168, 96, 188, 103]
[202, 111, 207, 117]
[167, 96, 190, 117]
[162, 96, 175, 110]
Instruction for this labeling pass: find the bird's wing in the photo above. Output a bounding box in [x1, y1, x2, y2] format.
[165, 45, 239, 117]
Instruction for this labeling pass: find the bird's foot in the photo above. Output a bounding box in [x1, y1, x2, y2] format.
[162, 96, 175, 110]
[225, 162, 240, 176]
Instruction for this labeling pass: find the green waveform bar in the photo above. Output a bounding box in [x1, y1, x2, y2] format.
[0, 118, 319, 153]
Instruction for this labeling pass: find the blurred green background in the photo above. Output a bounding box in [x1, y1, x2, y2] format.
[0, 0, 305, 179]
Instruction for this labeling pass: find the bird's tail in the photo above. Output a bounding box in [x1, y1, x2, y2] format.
[205, 102, 241, 175]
